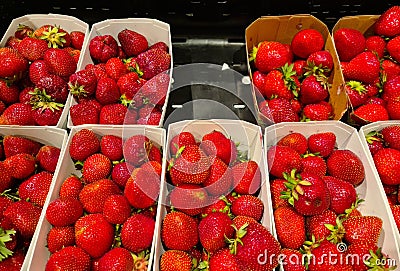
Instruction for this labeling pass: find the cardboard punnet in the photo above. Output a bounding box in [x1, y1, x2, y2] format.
[67, 18, 173, 128]
[359, 120, 400, 245]
[265, 121, 400, 270]
[0, 126, 68, 271]
[0, 14, 90, 129]
[245, 15, 348, 127]
[26, 124, 166, 271]
[152, 119, 276, 271]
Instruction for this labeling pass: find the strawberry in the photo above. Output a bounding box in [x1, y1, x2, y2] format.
[327, 150, 365, 186]
[365, 35, 386, 59]
[232, 216, 257, 230]
[46, 226, 75, 254]
[382, 59, 400, 81]
[267, 145, 303, 178]
[33, 76, 69, 102]
[201, 197, 231, 217]
[301, 155, 326, 177]
[14, 24, 33, 39]
[70, 31, 85, 50]
[169, 131, 196, 156]
[381, 125, 400, 151]
[271, 179, 290, 209]
[373, 148, 400, 185]
[0, 164, 13, 196]
[352, 103, 389, 123]
[3, 153, 36, 179]
[31, 103, 64, 126]
[99, 103, 127, 125]
[250, 41, 293, 73]
[307, 239, 341, 271]
[374, 6, 400, 37]
[209, 248, 242, 271]
[346, 80, 368, 107]
[105, 57, 128, 80]
[120, 213, 155, 253]
[111, 162, 132, 188]
[391, 205, 400, 230]
[260, 64, 300, 100]
[161, 211, 199, 251]
[231, 195, 264, 222]
[306, 209, 337, 241]
[117, 72, 143, 101]
[382, 75, 400, 103]
[102, 194, 131, 225]
[277, 132, 308, 155]
[259, 97, 300, 123]
[136, 48, 171, 80]
[89, 35, 119, 63]
[29, 59, 51, 85]
[293, 59, 307, 76]
[291, 29, 324, 59]
[79, 178, 121, 213]
[169, 184, 209, 216]
[203, 157, 232, 196]
[123, 134, 151, 167]
[124, 166, 160, 209]
[232, 160, 261, 195]
[343, 52, 380, 84]
[306, 50, 334, 76]
[78, 97, 102, 112]
[0, 48, 28, 78]
[198, 212, 234, 253]
[4, 200, 41, 238]
[387, 36, 400, 63]
[34, 25, 71, 48]
[333, 28, 366, 61]
[279, 248, 306, 271]
[0, 103, 35, 125]
[46, 197, 83, 227]
[44, 48, 77, 77]
[387, 100, 400, 119]
[343, 215, 382, 245]
[160, 250, 193, 271]
[99, 134, 123, 161]
[2, 135, 41, 158]
[117, 29, 148, 56]
[299, 75, 329, 104]
[19, 171, 53, 207]
[0, 81, 19, 105]
[95, 77, 120, 105]
[16, 37, 48, 61]
[59, 175, 83, 200]
[5, 36, 21, 50]
[201, 130, 237, 165]
[45, 246, 91, 271]
[274, 206, 306, 249]
[69, 103, 100, 125]
[323, 176, 357, 214]
[302, 101, 333, 121]
[68, 69, 97, 99]
[98, 247, 134, 271]
[82, 153, 112, 183]
[69, 129, 100, 161]
[346, 241, 381, 271]
[307, 132, 336, 157]
[36, 145, 61, 173]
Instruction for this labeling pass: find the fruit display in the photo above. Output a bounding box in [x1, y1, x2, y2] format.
[0, 14, 88, 127]
[245, 15, 348, 126]
[0, 126, 67, 270]
[67, 18, 172, 127]
[265, 121, 399, 270]
[153, 119, 279, 271]
[333, 6, 400, 124]
[26, 126, 165, 270]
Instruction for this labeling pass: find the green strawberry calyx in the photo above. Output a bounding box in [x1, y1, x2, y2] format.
[280, 63, 299, 97]
[347, 80, 367, 95]
[304, 60, 331, 78]
[0, 228, 16, 261]
[132, 250, 150, 271]
[365, 131, 383, 145]
[40, 25, 67, 48]
[68, 81, 89, 99]
[364, 247, 397, 270]
[227, 223, 248, 255]
[280, 169, 311, 206]
[29, 88, 64, 112]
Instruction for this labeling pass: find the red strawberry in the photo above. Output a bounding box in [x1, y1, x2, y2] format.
[299, 75, 329, 104]
[99, 103, 128, 125]
[274, 206, 305, 249]
[267, 145, 303, 178]
[365, 35, 386, 59]
[69, 102, 100, 125]
[46, 226, 75, 254]
[307, 239, 341, 271]
[169, 184, 209, 216]
[382, 75, 400, 103]
[352, 103, 389, 123]
[102, 194, 131, 225]
[161, 211, 199, 251]
[346, 80, 368, 107]
[105, 57, 128, 80]
[231, 195, 263, 221]
[160, 250, 193, 271]
[307, 132, 336, 157]
[374, 6, 400, 37]
[99, 134, 123, 161]
[31, 102, 64, 126]
[343, 215, 382, 245]
[117, 29, 148, 57]
[306, 209, 337, 241]
[0, 163, 13, 194]
[44, 48, 77, 77]
[260, 64, 300, 100]
[3, 153, 36, 179]
[82, 153, 112, 183]
[46, 197, 84, 227]
[19, 171, 53, 207]
[123, 134, 151, 166]
[373, 148, 400, 185]
[387, 37, 400, 65]
[293, 59, 307, 76]
[2, 135, 41, 158]
[5, 36, 21, 50]
[15, 24, 33, 39]
[121, 213, 155, 253]
[271, 179, 290, 210]
[4, 200, 41, 238]
[201, 130, 237, 165]
[201, 197, 231, 217]
[327, 150, 365, 186]
[279, 248, 306, 271]
[391, 205, 400, 230]
[291, 29, 324, 59]
[95, 77, 120, 105]
[36, 145, 61, 173]
[29, 59, 51, 85]
[136, 48, 171, 80]
[68, 69, 97, 99]
[69, 128, 100, 161]
[117, 72, 143, 101]
[302, 101, 333, 121]
[306, 50, 334, 76]
[346, 241, 383, 271]
[17, 37, 48, 61]
[232, 160, 261, 195]
[209, 248, 242, 271]
[323, 176, 357, 214]
[169, 132, 196, 156]
[45, 246, 91, 271]
[70, 31, 85, 50]
[343, 52, 380, 84]
[79, 178, 121, 213]
[33, 25, 71, 48]
[203, 157, 232, 196]
[111, 162, 132, 188]
[380, 126, 400, 151]
[277, 132, 308, 155]
[387, 100, 400, 119]
[89, 35, 119, 63]
[260, 97, 300, 123]
[301, 155, 327, 177]
[382, 59, 400, 81]
[0, 81, 19, 105]
[59, 175, 83, 200]
[250, 41, 292, 73]
[0, 103, 35, 125]
[0, 48, 28, 78]
[333, 28, 366, 61]
[98, 247, 134, 271]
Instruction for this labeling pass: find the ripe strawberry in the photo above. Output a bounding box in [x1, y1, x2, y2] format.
[345, 80, 368, 107]
[382, 59, 400, 81]
[160, 250, 193, 271]
[117, 72, 143, 101]
[391, 205, 400, 230]
[0, 81, 19, 105]
[365, 35, 386, 59]
[323, 175, 357, 215]
[36, 145, 61, 173]
[69, 102, 100, 125]
[117, 29, 148, 56]
[136, 48, 171, 80]
[19, 171, 53, 207]
[169, 184, 209, 216]
[293, 59, 307, 76]
[250, 41, 292, 73]
[32, 103, 64, 126]
[121, 213, 155, 253]
[89, 35, 119, 63]
[277, 132, 308, 155]
[102, 194, 131, 224]
[123, 134, 151, 166]
[29, 59, 51, 85]
[387, 100, 400, 119]
[98, 247, 134, 271]
[301, 155, 327, 177]
[346, 241, 383, 271]
[0, 48, 28, 78]
[199, 212, 234, 253]
[46, 197, 84, 227]
[343, 52, 380, 84]
[17, 37, 48, 61]
[82, 153, 112, 183]
[202, 157, 232, 196]
[0, 103, 35, 125]
[33, 25, 71, 48]
[45, 246, 91, 271]
[271, 179, 290, 210]
[306, 209, 337, 241]
[327, 150, 365, 186]
[105, 57, 128, 80]
[0, 163, 13, 194]
[44, 48, 77, 77]
[2, 135, 41, 158]
[291, 29, 324, 59]
[5, 36, 21, 50]
[201, 130, 237, 165]
[307, 132, 336, 157]
[95, 77, 120, 105]
[14, 24, 33, 39]
[98, 134, 123, 162]
[381, 125, 400, 150]
[306, 50, 334, 76]
[302, 101, 333, 121]
[333, 28, 366, 61]
[374, 6, 400, 37]
[382, 75, 400, 103]
[279, 248, 306, 271]
[343, 215, 382, 245]
[208, 248, 241, 271]
[18, 87, 35, 105]
[352, 103, 389, 123]
[274, 206, 305, 249]
[46, 226, 75, 254]
[70, 31, 85, 50]
[261, 64, 300, 100]
[260, 97, 300, 123]
[267, 145, 303, 178]
[68, 69, 97, 99]
[4, 200, 41, 238]
[231, 195, 263, 221]
[75, 213, 114, 258]
[373, 148, 400, 185]
[111, 162, 132, 188]
[3, 153, 36, 179]
[161, 211, 199, 251]
[69, 128, 100, 161]
[79, 178, 121, 213]
[59, 175, 83, 200]
[99, 103, 127, 125]
[169, 132, 196, 156]
[307, 239, 341, 271]
[300, 75, 329, 104]
[232, 160, 261, 195]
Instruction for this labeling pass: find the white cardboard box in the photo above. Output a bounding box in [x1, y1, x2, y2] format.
[0, 14, 90, 129]
[265, 121, 400, 270]
[152, 119, 275, 271]
[67, 18, 173, 128]
[0, 126, 68, 271]
[26, 124, 166, 271]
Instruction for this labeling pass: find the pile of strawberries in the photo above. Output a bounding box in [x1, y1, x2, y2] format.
[334, 6, 400, 124]
[0, 24, 85, 126]
[268, 131, 394, 270]
[43, 129, 162, 270]
[68, 28, 171, 126]
[365, 124, 400, 233]
[250, 28, 335, 123]
[0, 134, 61, 269]
[159, 130, 281, 271]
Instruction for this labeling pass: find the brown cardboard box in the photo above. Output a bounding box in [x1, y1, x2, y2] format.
[245, 14, 348, 127]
